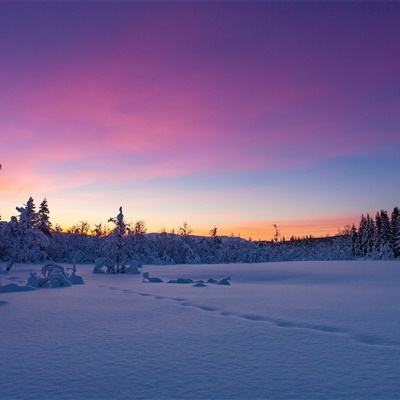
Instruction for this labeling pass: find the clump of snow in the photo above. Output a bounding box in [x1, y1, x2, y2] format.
[193, 281, 207, 287]
[142, 272, 163, 283]
[0, 282, 36, 293]
[167, 278, 194, 284]
[47, 270, 72, 288]
[124, 260, 142, 275]
[217, 277, 231, 286]
[68, 271, 85, 285]
[26, 272, 43, 288]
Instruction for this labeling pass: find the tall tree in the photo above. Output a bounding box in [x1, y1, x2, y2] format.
[375, 212, 382, 253]
[17, 197, 38, 230]
[357, 214, 368, 256]
[37, 198, 52, 236]
[350, 224, 357, 257]
[391, 207, 400, 257]
[108, 207, 129, 272]
[380, 210, 393, 258]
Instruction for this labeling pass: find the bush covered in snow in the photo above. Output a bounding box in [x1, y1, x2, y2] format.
[26, 263, 84, 289]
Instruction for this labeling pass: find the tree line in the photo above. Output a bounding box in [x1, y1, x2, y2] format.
[351, 208, 400, 259]
[0, 197, 399, 268]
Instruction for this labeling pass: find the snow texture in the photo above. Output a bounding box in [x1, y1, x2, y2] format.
[1, 260, 400, 399]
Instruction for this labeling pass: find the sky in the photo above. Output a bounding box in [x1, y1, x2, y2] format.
[0, 2, 399, 240]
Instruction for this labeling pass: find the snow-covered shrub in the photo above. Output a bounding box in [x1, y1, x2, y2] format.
[27, 272, 46, 288]
[124, 260, 142, 275]
[93, 257, 115, 274]
[27, 263, 83, 288]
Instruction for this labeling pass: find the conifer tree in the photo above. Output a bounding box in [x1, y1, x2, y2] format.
[375, 212, 382, 253]
[37, 198, 52, 236]
[108, 207, 129, 272]
[357, 214, 368, 256]
[391, 207, 400, 257]
[365, 214, 375, 255]
[380, 210, 393, 258]
[350, 224, 357, 257]
[17, 197, 38, 230]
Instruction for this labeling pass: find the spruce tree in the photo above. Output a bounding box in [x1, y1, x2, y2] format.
[374, 212, 382, 253]
[357, 214, 368, 257]
[350, 224, 357, 257]
[380, 210, 393, 258]
[17, 197, 38, 230]
[365, 214, 375, 255]
[108, 207, 129, 272]
[37, 198, 52, 236]
[391, 207, 400, 257]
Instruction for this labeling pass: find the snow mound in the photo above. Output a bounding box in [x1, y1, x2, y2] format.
[168, 278, 194, 284]
[0, 283, 36, 293]
[125, 260, 142, 275]
[217, 277, 231, 285]
[93, 257, 115, 274]
[68, 271, 85, 285]
[142, 272, 163, 283]
[193, 281, 207, 287]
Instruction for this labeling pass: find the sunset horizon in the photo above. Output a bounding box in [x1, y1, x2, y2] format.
[1, 2, 399, 240]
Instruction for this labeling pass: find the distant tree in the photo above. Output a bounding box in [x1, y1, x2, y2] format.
[272, 224, 280, 243]
[209, 226, 221, 249]
[179, 222, 192, 239]
[92, 223, 107, 237]
[133, 220, 146, 237]
[209, 226, 218, 238]
[54, 224, 63, 233]
[69, 221, 90, 236]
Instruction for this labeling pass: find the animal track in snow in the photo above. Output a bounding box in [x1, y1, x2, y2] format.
[103, 286, 400, 351]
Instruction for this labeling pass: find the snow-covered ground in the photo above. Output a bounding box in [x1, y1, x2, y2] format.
[1, 261, 400, 399]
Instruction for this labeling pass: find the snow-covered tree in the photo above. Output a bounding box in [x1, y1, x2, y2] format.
[17, 197, 38, 230]
[108, 207, 130, 272]
[350, 224, 357, 257]
[391, 207, 400, 258]
[380, 210, 393, 259]
[37, 198, 52, 236]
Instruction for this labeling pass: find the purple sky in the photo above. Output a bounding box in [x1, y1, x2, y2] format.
[1, 2, 399, 239]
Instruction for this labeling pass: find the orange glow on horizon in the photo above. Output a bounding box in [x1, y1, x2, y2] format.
[57, 215, 356, 241]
